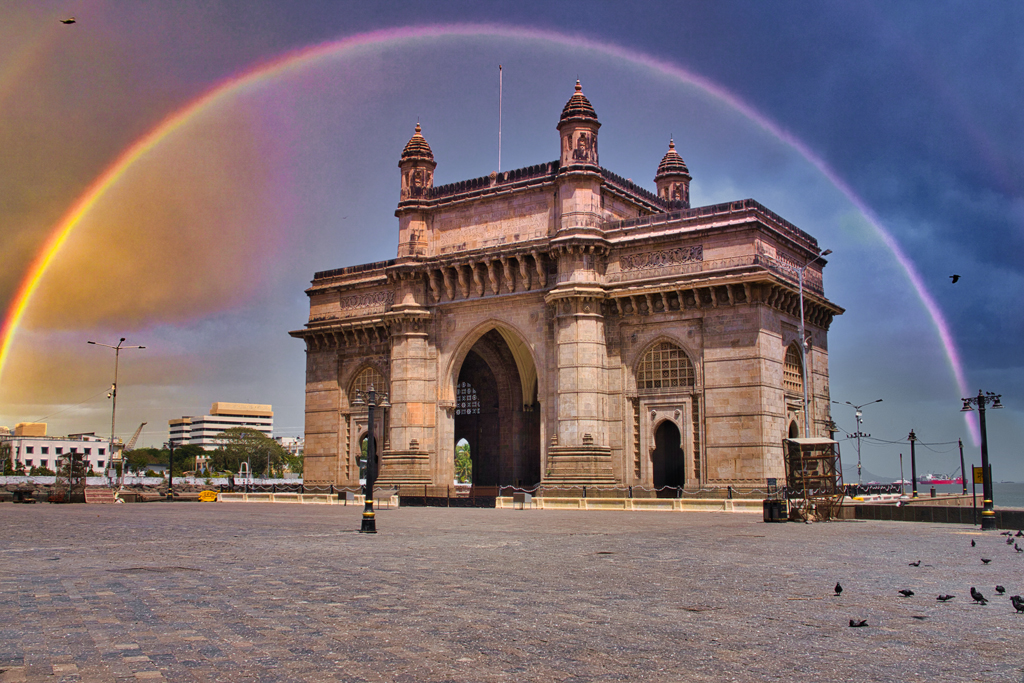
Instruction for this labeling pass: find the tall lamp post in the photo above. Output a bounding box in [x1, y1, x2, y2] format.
[832, 399, 882, 485]
[87, 337, 145, 487]
[796, 249, 831, 437]
[351, 384, 390, 534]
[961, 390, 1002, 530]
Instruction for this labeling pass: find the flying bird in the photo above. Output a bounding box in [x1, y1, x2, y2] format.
[908, 560, 921, 567]
[849, 619, 868, 628]
[971, 587, 988, 604]
[936, 594, 955, 602]
[60, 17, 75, 24]
[981, 558, 992, 564]
[898, 589, 915, 597]
[995, 585, 1006, 595]
[949, 274, 960, 283]
[834, 582, 843, 596]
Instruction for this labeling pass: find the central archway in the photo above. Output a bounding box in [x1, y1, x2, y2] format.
[653, 420, 684, 493]
[452, 328, 540, 488]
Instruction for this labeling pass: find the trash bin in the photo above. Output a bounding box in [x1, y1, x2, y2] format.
[763, 499, 788, 522]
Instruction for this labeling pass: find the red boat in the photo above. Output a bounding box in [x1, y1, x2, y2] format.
[920, 473, 963, 485]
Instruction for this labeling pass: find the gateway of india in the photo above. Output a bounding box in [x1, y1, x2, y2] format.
[291, 82, 842, 493]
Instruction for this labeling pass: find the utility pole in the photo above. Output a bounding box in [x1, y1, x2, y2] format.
[908, 430, 918, 498]
[832, 399, 882, 485]
[958, 438, 967, 495]
[87, 337, 145, 486]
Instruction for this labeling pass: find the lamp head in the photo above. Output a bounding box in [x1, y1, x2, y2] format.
[991, 395, 1003, 409]
[351, 393, 366, 407]
[378, 394, 391, 409]
[821, 249, 832, 256]
[960, 399, 974, 412]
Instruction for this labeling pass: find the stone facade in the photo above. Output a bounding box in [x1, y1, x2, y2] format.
[291, 81, 843, 492]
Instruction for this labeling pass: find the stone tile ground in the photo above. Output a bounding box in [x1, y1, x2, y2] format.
[1, 504, 1022, 682]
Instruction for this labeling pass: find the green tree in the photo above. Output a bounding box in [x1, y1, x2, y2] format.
[455, 441, 472, 484]
[216, 428, 287, 478]
[171, 444, 205, 476]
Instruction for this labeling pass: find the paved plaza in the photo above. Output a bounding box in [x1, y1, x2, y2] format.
[1, 503, 1022, 682]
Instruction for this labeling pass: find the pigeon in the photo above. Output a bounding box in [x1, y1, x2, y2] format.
[936, 594, 955, 602]
[949, 274, 960, 283]
[1008, 537, 1015, 545]
[1015, 544, 1022, 553]
[1001, 531, 1012, 536]
[834, 582, 843, 596]
[995, 585, 1006, 595]
[1016, 530, 1024, 537]
[971, 539, 976, 547]
[981, 558, 992, 564]
[1011, 596, 1024, 614]
[899, 589, 915, 597]
[60, 17, 76, 24]
[849, 619, 868, 627]
[971, 587, 988, 604]
[908, 560, 921, 567]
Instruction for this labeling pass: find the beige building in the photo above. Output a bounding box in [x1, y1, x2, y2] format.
[291, 82, 842, 492]
[168, 402, 274, 449]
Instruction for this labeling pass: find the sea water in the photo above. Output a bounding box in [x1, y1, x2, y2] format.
[908, 481, 1024, 509]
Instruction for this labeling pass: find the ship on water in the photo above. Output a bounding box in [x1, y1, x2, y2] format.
[919, 472, 964, 485]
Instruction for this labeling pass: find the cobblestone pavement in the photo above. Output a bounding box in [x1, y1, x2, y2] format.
[1, 503, 1022, 682]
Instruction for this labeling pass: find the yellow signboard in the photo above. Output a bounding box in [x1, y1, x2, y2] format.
[198, 490, 218, 502]
[973, 466, 984, 485]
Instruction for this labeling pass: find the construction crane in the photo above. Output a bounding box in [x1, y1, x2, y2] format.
[117, 422, 147, 488]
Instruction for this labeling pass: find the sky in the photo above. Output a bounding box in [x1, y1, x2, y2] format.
[1, 1, 1021, 482]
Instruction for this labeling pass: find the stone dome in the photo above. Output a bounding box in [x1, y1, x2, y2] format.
[400, 123, 434, 164]
[559, 80, 598, 124]
[655, 138, 690, 179]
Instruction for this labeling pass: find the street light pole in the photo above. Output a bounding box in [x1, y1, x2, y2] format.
[908, 430, 918, 498]
[832, 398, 882, 485]
[87, 338, 144, 487]
[961, 390, 1002, 530]
[797, 249, 831, 437]
[352, 384, 390, 534]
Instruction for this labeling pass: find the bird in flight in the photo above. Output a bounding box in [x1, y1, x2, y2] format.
[848, 619, 868, 628]
[971, 587, 988, 604]
[834, 582, 843, 596]
[908, 560, 921, 567]
[898, 589, 915, 597]
[981, 558, 992, 564]
[60, 17, 76, 24]
[936, 594, 955, 602]
[949, 274, 960, 283]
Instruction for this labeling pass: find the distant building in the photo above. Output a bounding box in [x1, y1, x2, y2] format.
[1, 424, 110, 473]
[168, 403, 274, 449]
[275, 436, 304, 457]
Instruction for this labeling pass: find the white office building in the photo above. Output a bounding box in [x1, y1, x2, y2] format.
[169, 403, 274, 449]
[1, 423, 111, 473]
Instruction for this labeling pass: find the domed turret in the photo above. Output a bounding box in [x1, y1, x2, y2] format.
[654, 138, 691, 208]
[399, 123, 436, 202]
[557, 80, 600, 168]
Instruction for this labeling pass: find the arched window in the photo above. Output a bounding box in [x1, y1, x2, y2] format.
[783, 344, 803, 396]
[350, 366, 386, 403]
[456, 381, 480, 415]
[637, 342, 695, 392]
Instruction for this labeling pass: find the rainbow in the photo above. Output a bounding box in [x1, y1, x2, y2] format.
[0, 22, 974, 440]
